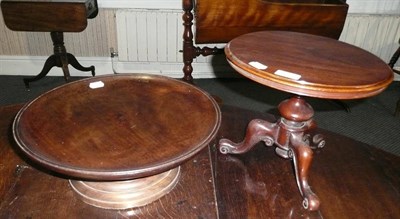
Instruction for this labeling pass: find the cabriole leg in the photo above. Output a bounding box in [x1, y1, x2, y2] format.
[219, 119, 278, 154]
[290, 133, 320, 211]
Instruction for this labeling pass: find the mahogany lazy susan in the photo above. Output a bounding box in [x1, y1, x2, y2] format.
[13, 74, 221, 209]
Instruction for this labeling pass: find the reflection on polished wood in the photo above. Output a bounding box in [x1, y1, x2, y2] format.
[219, 31, 394, 211]
[193, 0, 348, 44]
[11, 74, 221, 209]
[0, 105, 218, 218]
[13, 74, 221, 181]
[225, 31, 394, 99]
[182, 0, 348, 82]
[219, 96, 323, 210]
[214, 106, 400, 218]
[1, 104, 399, 217]
[69, 167, 181, 209]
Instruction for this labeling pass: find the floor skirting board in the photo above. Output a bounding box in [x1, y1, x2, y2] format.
[0, 55, 235, 78]
[0, 55, 399, 81]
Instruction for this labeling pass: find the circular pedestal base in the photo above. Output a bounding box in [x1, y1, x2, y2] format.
[69, 167, 181, 209]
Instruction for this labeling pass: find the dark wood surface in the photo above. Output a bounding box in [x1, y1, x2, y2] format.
[214, 106, 400, 218]
[0, 105, 218, 218]
[1, 0, 98, 87]
[182, 0, 348, 82]
[225, 31, 394, 99]
[1, 0, 97, 32]
[194, 0, 348, 44]
[13, 74, 221, 180]
[1, 104, 399, 218]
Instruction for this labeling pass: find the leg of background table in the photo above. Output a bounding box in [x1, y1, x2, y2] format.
[66, 53, 95, 76]
[60, 54, 71, 82]
[23, 55, 57, 89]
[395, 98, 400, 117]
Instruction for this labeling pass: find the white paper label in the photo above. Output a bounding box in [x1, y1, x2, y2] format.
[89, 81, 105, 89]
[274, 70, 301, 80]
[249, 61, 268, 70]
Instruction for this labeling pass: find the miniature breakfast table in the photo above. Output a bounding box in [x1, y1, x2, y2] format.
[218, 31, 394, 211]
[12, 74, 221, 209]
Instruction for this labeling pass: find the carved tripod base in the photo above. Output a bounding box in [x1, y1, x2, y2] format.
[218, 96, 325, 211]
[23, 32, 96, 89]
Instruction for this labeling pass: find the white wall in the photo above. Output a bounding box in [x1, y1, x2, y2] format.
[346, 0, 400, 14]
[98, 0, 180, 9]
[98, 0, 400, 14]
[1, 1, 399, 80]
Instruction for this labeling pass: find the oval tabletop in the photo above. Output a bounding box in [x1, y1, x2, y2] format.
[225, 31, 394, 99]
[13, 74, 221, 180]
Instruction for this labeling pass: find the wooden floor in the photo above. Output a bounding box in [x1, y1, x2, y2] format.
[1, 104, 399, 218]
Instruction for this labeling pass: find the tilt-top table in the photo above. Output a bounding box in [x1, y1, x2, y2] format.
[1, 0, 98, 88]
[12, 74, 221, 209]
[218, 31, 394, 211]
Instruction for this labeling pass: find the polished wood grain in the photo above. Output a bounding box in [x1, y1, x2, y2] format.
[1, 104, 400, 218]
[0, 0, 97, 32]
[220, 30, 394, 211]
[12, 74, 221, 209]
[213, 105, 400, 218]
[194, 0, 348, 44]
[225, 31, 394, 99]
[0, 105, 218, 218]
[182, 0, 348, 82]
[69, 167, 181, 209]
[13, 74, 221, 180]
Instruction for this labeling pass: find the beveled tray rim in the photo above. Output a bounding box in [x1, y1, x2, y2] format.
[12, 74, 221, 181]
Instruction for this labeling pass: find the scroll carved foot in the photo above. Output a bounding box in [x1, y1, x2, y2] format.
[219, 119, 277, 154]
[290, 133, 320, 211]
[303, 133, 325, 149]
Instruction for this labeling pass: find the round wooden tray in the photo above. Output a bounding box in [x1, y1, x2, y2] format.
[13, 74, 221, 209]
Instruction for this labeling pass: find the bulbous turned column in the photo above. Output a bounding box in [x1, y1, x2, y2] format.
[278, 96, 314, 122]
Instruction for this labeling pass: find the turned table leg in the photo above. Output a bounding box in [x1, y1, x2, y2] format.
[218, 96, 324, 211]
[23, 32, 95, 89]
